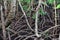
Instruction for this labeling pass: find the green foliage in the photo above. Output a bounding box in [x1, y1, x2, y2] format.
[23, 5, 28, 11]
[20, 0, 23, 2]
[56, 4, 60, 9]
[56, 0, 60, 4]
[39, 8, 47, 16]
[46, 0, 60, 9]
[20, 0, 31, 4]
[32, 14, 36, 19]
[32, 8, 47, 19]
[20, 0, 47, 19]
[20, 0, 31, 11]
[25, 0, 31, 4]
[47, 0, 54, 4]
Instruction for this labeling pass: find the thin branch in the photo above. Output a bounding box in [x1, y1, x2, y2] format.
[14, 36, 21, 40]
[3, 0, 7, 16]
[6, 28, 17, 34]
[39, 25, 60, 37]
[0, 5, 7, 40]
[8, 31, 11, 40]
[35, 0, 42, 37]
[18, 0, 34, 31]
[53, 0, 57, 35]
[59, 33, 60, 40]
[23, 35, 35, 40]
[54, 0, 57, 25]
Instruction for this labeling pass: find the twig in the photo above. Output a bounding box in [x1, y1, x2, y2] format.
[14, 36, 21, 40]
[1, 5, 7, 40]
[39, 25, 60, 37]
[3, 0, 7, 16]
[18, 0, 34, 31]
[59, 33, 60, 40]
[54, 0, 57, 25]
[23, 34, 36, 40]
[53, 0, 57, 35]
[6, 27, 17, 34]
[35, 0, 42, 37]
[8, 31, 11, 40]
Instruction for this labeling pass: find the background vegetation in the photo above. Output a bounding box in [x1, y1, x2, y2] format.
[0, 0, 60, 40]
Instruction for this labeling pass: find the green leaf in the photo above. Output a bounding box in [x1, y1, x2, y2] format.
[39, 8, 47, 16]
[20, 0, 23, 2]
[47, 0, 54, 4]
[56, 4, 60, 9]
[23, 5, 28, 11]
[25, 0, 31, 4]
[32, 14, 36, 19]
[20, 0, 31, 4]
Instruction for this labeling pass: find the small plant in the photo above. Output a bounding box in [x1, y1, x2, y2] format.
[20, 0, 31, 11]
[32, 8, 47, 19]
[56, 4, 60, 9]
[39, 8, 47, 16]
